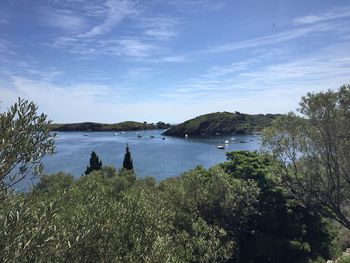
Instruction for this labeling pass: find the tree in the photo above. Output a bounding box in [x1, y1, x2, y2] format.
[122, 144, 133, 170]
[0, 98, 58, 261]
[220, 151, 335, 263]
[262, 85, 350, 230]
[0, 98, 55, 191]
[85, 151, 102, 175]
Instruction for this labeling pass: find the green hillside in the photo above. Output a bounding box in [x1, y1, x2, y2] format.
[50, 121, 171, 132]
[163, 111, 280, 137]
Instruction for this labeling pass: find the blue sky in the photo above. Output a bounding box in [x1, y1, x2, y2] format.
[0, 0, 350, 123]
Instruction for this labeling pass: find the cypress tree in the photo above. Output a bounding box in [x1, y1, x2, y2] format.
[123, 144, 133, 170]
[85, 151, 102, 175]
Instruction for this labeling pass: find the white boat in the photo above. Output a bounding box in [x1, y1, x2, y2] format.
[185, 134, 188, 139]
[114, 133, 118, 136]
[121, 131, 125, 134]
[230, 137, 236, 141]
[225, 140, 229, 144]
[217, 145, 225, 149]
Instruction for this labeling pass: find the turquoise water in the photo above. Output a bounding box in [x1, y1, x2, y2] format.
[18, 130, 260, 190]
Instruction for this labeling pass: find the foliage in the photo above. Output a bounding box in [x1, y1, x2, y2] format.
[0, 98, 55, 191]
[123, 144, 133, 170]
[163, 111, 280, 137]
[338, 255, 350, 263]
[220, 151, 336, 263]
[50, 120, 171, 132]
[0, 150, 339, 262]
[85, 151, 102, 175]
[262, 85, 350, 230]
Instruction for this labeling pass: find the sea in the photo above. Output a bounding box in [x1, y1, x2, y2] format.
[17, 129, 261, 190]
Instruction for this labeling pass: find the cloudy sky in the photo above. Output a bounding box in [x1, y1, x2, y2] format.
[0, 0, 349, 123]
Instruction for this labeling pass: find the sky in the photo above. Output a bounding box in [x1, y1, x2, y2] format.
[0, 0, 350, 123]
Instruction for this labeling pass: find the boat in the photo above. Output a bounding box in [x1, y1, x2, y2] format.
[224, 140, 229, 144]
[162, 137, 166, 140]
[150, 135, 155, 138]
[137, 134, 142, 138]
[185, 134, 188, 139]
[114, 133, 118, 136]
[83, 134, 88, 136]
[121, 131, 125, 134]
[230, 137, 236, 141]
[239, 140, 247, 143]
[217, 145, 225, 149]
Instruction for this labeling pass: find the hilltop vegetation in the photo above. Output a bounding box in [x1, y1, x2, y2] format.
[163, 111, 280, 137]
[50, 121, 171, 132]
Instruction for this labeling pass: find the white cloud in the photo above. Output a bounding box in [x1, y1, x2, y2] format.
[293, 9, 350, 25]
[0, 75, 123, 123]
[141, 16, 179, 40]
[161, 42, 350, 115]
[162, 0, 225, 12]
[80, 0, 138, 37]
[144, 28, 177, 39]
[43, 9, 87, 32]
[202, 23, 332, 54]
[98, 38, 157, 57]
[0, 73, 204, 124]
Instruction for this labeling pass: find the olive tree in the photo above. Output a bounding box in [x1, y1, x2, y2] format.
[262, 85, 350, 229]
[0, 98, 55, 191]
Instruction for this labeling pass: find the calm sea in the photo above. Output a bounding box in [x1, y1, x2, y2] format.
[17, 130, 260, 190]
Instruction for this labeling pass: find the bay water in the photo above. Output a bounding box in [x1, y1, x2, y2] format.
[18, 129, 260, 190]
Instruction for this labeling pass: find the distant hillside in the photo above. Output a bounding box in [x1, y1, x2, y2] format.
[162, 111, 280, 137]
[50, 121, 171, 132]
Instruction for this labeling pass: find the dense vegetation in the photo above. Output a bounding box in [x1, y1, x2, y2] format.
[0, 152, 342, 262]
[263, 85, 350, 230]
[50, 121, 171, 132]
[1, 86, 350, 262]
[163, 111, 280, 137]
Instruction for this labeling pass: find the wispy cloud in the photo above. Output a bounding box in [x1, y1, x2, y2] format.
[293, 8, 350, 25]
[162, 0, 225, 12]
[46, 0, 183, 61]
[0, 74, 124, 122]
[0, 39, 9, 52]
[140, 16, 179, 40]
[162, 42, 350, 113]
[80, 0, 139, 37]
[202, 23, 332, 54]
[0, 18, 7, 24]
[0, 39, 17, 59]
[0, 72, 189, 123]
[42, 8, 87, 32]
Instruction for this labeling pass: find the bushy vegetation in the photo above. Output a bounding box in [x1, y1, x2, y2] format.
[262, 85, 350, 230]
[50, 121, 171, 132]
[0, 152, 341, 262]
[163, 111, 280, 137]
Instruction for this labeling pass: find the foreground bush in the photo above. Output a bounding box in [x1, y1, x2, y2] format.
[0, 152, 341, 262]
